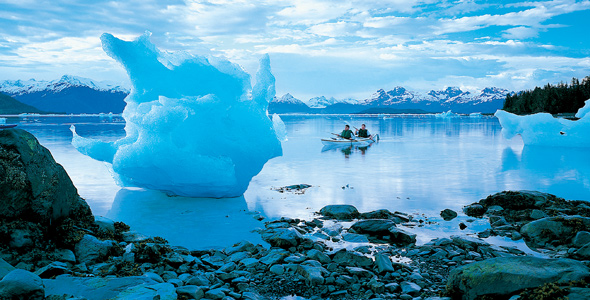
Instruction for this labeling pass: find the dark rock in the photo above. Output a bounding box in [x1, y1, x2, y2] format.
[261, 228, 307, 249]
[374, 253, 394, 273]
[0, 258, 15, 280]
[360, 209, 396, 220]
[520, 216, 590, 248]
[34, 261, 69, 278]
[388, 227, 416, 245]
[350, 219, 397, 236]
[572, 231, 590, 247]
[331, 249, 373, 268]
[440, 209, 458, 221]
[459, 223, 467, 230]
[74, 234, 115, 264]
[0, 269, 44, 300]
[574, 243, 590, 259]
[0, 129, 93, 225]
[480, 190, 558, 210]
[447, 257, 590, 300]
[462, 204, 485, 217]
[400, 281, 421, 295]
[319, 205, 360, 220]
[176, 285, 204, 299]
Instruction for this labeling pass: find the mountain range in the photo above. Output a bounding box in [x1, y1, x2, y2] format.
[0, 75, 510, 115]
[269, 86, 511, 114]
[0, 75, 128, 114]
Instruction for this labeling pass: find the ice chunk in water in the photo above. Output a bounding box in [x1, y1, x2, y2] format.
[72, 32, 282, 197]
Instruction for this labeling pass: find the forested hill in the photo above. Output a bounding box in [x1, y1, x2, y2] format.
[503, 76, 590, 115]
[0, 92, 44, 114]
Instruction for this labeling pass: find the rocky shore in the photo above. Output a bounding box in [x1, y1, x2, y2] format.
[1, 128, 589, 300]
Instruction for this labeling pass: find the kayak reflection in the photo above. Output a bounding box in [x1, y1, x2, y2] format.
[321, 143, 374, 156]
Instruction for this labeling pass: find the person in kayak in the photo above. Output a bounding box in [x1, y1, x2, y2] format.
[355, 124, 371, 138]
[339, 125, 354, 139]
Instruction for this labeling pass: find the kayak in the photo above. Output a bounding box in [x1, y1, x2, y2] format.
[321, 134, 379, 146]
[0, 124, 17, 129]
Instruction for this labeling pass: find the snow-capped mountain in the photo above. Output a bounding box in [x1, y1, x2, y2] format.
[307, 96, 358, 108]
[0, 75, 129, 95]
[268, 93, 311, 113]
[361, 86, 510, 113]
[0, 75, 129, 114]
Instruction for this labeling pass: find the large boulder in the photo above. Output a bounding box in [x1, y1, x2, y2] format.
[0, 269, 44, 300]
[0, 129, 93, 225]
[520, 216, 590, 248]
[319, 205, 359, 220]
[447, 257, 590, 300]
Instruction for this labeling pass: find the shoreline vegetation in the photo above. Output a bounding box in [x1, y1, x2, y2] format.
[503, 76, 590, 116]
[1, 129, 589, 300]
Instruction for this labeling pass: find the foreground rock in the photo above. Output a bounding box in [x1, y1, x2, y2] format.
[0, 129, 93, 225]
[447, 256, 590, 300]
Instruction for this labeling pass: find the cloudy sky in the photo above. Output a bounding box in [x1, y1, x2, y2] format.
[1, 0, 589, 100]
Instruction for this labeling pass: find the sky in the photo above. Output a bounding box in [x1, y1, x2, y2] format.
[1, 0, 590, 100]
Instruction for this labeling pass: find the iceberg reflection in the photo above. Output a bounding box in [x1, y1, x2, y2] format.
[106, 188, 266, 250]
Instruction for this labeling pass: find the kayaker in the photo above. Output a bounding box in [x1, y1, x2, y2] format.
[356, 124, 371, 138]
[339, 125, 354, 139]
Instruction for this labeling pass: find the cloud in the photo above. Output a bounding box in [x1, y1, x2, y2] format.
[502, 26, 539, 39]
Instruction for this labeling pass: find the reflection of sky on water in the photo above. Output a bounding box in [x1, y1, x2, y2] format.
[8, 114, 590, 249]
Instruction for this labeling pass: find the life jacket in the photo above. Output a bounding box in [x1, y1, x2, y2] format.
[358, 129, 368, 137]
[341, 130, 353, 139]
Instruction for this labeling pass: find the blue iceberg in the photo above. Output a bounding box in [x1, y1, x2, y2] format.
[72, 32, 282, 198]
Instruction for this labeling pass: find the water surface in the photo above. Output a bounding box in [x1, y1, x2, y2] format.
[4, 114, 588, 249]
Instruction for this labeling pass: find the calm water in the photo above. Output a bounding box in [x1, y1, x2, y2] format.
[4, 114, 589, 250]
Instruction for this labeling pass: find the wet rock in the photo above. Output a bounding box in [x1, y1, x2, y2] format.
[574, 243, 590, 259]
[341, 233, 369, 243]
[319, 205, 360, 220]
[205, 287, 228, 299]
[176, 285, 204, 299]
[0, 129, 93, 226]
[350, 219, 397, 235]
[261, 228, 306, 249]
[306, 249, 330, 264]
[572, 231, 590, 247]
[345, 267, 374, 278]
[0, 258, 15, 280]
[374, 253, 394, 273]
[520, 216, 590, 248]
[331, 249, 373, 268]
[567, 287, 590, 300]
[53, 249, 76, 264]
[225, 240, 256, 255]
[34, 261, 69, 279]
[388, 227, 417, 245]
[447, 257, 590, 300]
[44, 275, 164, 299]
[400, 281, 421, 295]
[529, 209, 548, 220]
[297, 265, 326, 285]
[440, 209, 458, 221]
[462, 204, 485, 217]
[117, 282, 176, 299]
[0, 269, 44, 300]
[269, 264, 285, 275]
[459, 222, 467, 230]
[259, 248, 289, 265]
[74, 234, 114, 264]
[360, 209, 398, 220]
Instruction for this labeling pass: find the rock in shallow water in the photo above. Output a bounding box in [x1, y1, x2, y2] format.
[319, 204, 360, 220]
[440, 209, 458, 221]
